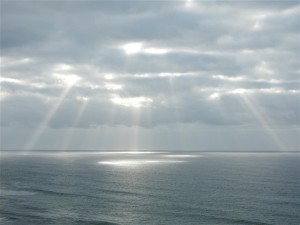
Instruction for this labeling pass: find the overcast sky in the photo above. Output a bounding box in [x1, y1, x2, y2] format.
[1, 0, 299, 151]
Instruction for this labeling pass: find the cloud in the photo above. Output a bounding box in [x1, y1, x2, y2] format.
[1, 1, 299, 150]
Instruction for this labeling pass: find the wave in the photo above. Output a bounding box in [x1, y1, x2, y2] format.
[167, 211, 272, 225]
[230, 219, 271, 225]
[5, 187, 151, 200]
[0, 213, 121, 225]
[0, 210, 46, 222]
[1, 209, 120, 225]
[74, 220, 120, 225]
[29, 188, 88, 198]
[0, 189, 35, 196]
[96, 187, 156, 198]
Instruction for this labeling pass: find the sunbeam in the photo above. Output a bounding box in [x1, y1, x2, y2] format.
[24, 88, 70, 150]
[130, 108, 141, 151]
[239, 94, 287, 151]
[24, 72, 80, 150]
[167, 76, 186, 150]
[61, 98, 89, 150]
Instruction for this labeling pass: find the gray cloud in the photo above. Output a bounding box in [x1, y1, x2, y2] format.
[1, 0, 299, 150]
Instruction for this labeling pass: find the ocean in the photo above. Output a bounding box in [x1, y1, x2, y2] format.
[0, 151, 299, 225]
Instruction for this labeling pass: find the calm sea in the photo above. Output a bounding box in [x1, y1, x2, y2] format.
[0, 151, 299, 225]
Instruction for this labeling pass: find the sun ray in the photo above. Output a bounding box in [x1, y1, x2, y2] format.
[90, 100, 118, 151]
[130, 108, 141, 151]
[239, 94, 287, 151]
[167, 76, 186, 150]
[24, 78, 79, 150]
[61, 98, 89, 150]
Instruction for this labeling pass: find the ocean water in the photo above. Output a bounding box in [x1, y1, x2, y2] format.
[0, 151, 299, 225]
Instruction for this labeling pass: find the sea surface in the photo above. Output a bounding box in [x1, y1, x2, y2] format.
[0, 151, 299, 225]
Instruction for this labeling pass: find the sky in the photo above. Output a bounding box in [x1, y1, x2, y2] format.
[0, 0, 299, 151]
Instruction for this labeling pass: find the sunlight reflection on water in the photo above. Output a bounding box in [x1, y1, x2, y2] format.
[162, 154, 203, 158]
[98, 160, 185, 166]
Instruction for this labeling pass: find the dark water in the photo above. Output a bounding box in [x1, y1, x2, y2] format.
[0, 151, 299, 225]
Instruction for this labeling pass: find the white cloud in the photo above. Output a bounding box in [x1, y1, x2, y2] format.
[143, 48, 170, 54]
[122, 42, 143, 55]
[104, 83, 123, 91]
[111, 95, 153, 108]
